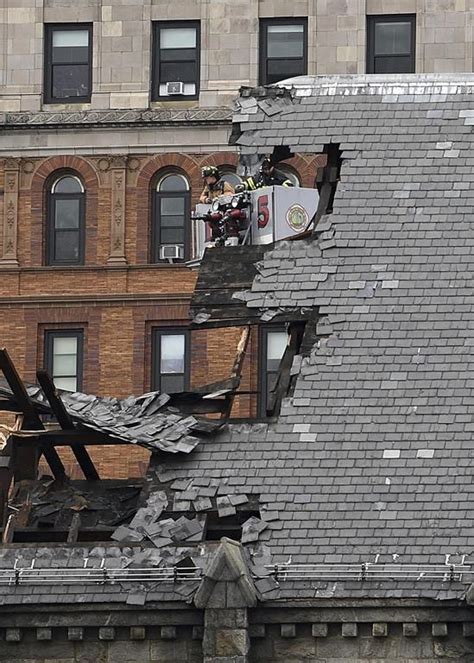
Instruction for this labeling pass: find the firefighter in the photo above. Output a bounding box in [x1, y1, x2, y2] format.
[199, 166, 234, 204]
[241, 157, 294, 191]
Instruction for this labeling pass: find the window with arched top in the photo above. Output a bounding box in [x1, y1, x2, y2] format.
[47, 174, 85, 265]
[219, 167, 242, 189]
[277, 165, 301, 187]
[152, 172, 190, 263]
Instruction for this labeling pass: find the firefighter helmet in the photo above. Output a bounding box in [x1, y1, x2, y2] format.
[260, 157, 273, 173]
[201, 165, 220, 179]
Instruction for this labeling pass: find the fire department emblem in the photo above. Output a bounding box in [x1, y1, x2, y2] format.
[286, 204, 309, 232]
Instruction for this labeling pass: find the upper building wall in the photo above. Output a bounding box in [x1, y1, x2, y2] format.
[0, 0, 473, 114]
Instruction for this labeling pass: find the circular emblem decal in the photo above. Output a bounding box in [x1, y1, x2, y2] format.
[286, 204, 309, 232]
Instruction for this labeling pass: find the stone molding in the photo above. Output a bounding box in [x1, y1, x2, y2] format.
[2, 107, 233, 129]
[1, 157, 20, 267]
[107, 156, 128, 265]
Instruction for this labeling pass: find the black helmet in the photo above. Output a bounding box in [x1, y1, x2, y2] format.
[260, 157, 272, 173]
[202, 165, 219, 179]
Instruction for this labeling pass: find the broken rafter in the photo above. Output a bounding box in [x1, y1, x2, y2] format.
[267, 322, 306, 417]
[221, 326, 251, 420]
[10, 429, 128, 446]
[0, 349, 65, 481]
[36, 370, 100, 481]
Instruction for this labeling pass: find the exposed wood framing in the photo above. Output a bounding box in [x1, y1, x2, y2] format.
[267, 322, 306, 417]
[37, 370, 99, 481]
[220, 326, 251, 420]
[0, 348, 65, 481]
[10, 429, 129, 446]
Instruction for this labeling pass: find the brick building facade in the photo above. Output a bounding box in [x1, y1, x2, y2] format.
[1, 0, 473, 478]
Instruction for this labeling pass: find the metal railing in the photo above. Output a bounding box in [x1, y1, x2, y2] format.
[0, 562, 471, 587]
[0, 566, 201, 586]
[264, 563, 471, 583]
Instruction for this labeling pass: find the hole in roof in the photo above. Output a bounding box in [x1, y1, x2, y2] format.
[204, 509, 260, 542]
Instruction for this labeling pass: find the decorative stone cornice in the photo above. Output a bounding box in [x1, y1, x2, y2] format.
[2, 107, 233, 130]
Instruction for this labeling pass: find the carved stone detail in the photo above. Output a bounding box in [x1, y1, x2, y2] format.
[97, 158, 111, 172]
[127, 157, 141, 172]
[3, 107, 232, 129]
[21, 160, 35, 174]
[1, 160, 20, 267]
[107, 157, 127, 265]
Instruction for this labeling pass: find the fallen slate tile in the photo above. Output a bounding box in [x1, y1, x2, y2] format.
[180, 488, 198, 500]
[228, 494, 249, 507]
[241, 517, 269, 544]
[149, 536, 173, 549]
[173, 500, 192, 511]
[217, 496, 237, 518]
[111, 526, 144, 543]
[193, 497, 213, 512]
[198, 485, 219, 498]
[171, 479, 192, 491]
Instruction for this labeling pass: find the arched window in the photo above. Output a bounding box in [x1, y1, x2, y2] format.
[152, 172, 190, 262]
[277, 165, 301, 187]
[219, 167, 242, 189]
[47, 174, 85, 265]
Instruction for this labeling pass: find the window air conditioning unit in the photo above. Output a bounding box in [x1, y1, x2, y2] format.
[160, 245, 184, 262]
[165, 81, 185, 95]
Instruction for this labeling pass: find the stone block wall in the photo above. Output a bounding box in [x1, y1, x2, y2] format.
[1, 0, 473, 114]
[0, 622, 203, 662]
[248, 605, 474, 662]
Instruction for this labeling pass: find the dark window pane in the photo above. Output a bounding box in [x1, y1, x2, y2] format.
[54, 198, 80, 229]
[160, 373, 185, 393]
[160, 61, 196, 83]
[374, 55, 412, 74]
[52, 45, 89, 64]
[55, 230, 80, 261]
[161, 228, 185, 244]
[52, 64, 89, 98]
[374, 21, 412, 55]
[54, 176, 82, 194]
[160, 197, 185, 215]
[267, 25, 304, 58]
[161, 216, 185, 229]
[158, 175, 189, 192]
[267, 58, 304, 79]
[160, 48, 196, 62]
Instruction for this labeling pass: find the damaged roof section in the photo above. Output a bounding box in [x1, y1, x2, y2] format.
[0, 348, 224, 457]
[26, 387, 208, 454]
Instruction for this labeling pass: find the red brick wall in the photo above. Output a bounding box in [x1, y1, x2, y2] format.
[0, 150, 322, 478]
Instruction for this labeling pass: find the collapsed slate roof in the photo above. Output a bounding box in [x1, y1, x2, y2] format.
[3, 74, 474, 607]
[144, 74, 474, 598]
[0, 377, 220, 453]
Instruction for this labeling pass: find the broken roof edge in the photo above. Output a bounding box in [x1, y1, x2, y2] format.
[238, 73, 474, 101]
